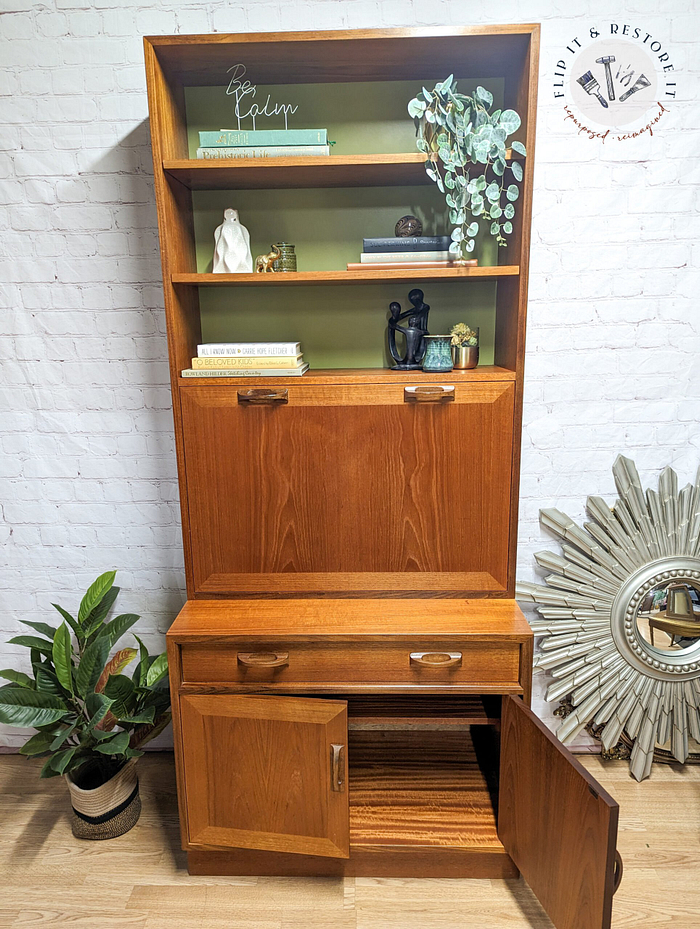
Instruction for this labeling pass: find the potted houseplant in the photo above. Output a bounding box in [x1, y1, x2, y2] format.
[450, 323, 479, 369]
[408, 77, 526, 259]
[0, 571, 171, 839]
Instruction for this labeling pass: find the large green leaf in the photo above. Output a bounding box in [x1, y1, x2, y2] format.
[50, 745, 79, 775]
[19, 730, 56, 756]
[83, 586, 120, 639]
[52, 603, 83, 641]
[75, 636, 110, 698]
[132, 635, 150, 687]
[0, 669, 34, 688]
[103, 675, 135, 718]
[50, 720, 78, 751]
[35, 666, 63, 696]
[52, 623, 73, 695]
[20, 620, 57, 639]
[85, 692, 113, 729]
[95, 612, 139, 649]
[0, 687, 68, 728]
[8, 636, 52, 656]
[94, 730, 130, 755]
[78, 571, 116, 625]
[118, 707, 155, 725]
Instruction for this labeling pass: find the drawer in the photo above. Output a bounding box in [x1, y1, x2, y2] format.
[179, 639, 521, 688]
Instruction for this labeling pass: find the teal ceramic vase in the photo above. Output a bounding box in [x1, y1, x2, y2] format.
[422, 335, 454, 372]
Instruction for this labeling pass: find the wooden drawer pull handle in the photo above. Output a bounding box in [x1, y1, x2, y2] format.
[410, 651, 463, 668]
[330, 743, 345, 792]
[404, 385, 455, 403]
[613, 851, 623, 894]
[237, 651, 289, 668]
[237, 388, 288, 405]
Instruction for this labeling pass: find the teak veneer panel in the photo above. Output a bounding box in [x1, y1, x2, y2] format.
[499, 696, 619, 929]
[180, 382, 515, 597]
[180, 694, 349, 858]
[176, 366, 517, 386]
[167, 597, 533, 640]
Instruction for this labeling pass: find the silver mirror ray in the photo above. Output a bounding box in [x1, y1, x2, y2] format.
[517, 455, 700, 781]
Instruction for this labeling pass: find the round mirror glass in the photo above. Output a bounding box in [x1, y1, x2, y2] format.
[635, 579, 700, 653]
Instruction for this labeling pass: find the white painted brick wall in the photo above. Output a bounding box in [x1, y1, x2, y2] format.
[0, 0, 698, 748]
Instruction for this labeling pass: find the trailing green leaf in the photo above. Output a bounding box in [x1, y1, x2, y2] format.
[94, 612, 139, 649]
[50, 746, 79, 775]
[83, 586, 120, 639]
[85, 692, 113, 729]
[19, 730, 57, 756]
[8, 636, 52, 655]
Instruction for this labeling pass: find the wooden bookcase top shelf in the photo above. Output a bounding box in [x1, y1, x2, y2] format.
[172, 267, 519, 286]
[164, 151, 524, 191]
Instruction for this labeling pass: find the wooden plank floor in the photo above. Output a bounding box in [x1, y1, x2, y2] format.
[1, 752, 699, 928]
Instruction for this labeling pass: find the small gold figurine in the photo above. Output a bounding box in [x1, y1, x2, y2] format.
[254, 244, 281, 273]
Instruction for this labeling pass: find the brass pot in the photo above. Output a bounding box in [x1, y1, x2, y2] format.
[452, 344, 479, 369]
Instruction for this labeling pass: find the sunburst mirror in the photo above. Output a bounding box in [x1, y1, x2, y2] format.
[517, 455, 700, 781]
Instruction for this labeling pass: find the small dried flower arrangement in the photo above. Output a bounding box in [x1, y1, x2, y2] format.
[450, 323, 478, 347]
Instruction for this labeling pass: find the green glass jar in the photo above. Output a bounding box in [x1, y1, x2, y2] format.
[275, 242, 297, 272]
[422, 335, 454, 372]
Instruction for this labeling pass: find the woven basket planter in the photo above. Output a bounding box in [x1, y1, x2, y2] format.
[65, 758, 141, 840]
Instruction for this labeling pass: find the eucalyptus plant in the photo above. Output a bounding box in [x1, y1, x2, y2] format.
[408, 77, 526, 257]
[0, 571, 171, 783]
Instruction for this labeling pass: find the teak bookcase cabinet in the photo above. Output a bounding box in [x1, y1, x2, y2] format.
[145, 27, 621, 929]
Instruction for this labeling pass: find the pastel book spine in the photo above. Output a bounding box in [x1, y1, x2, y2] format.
[198, 342, 301, 357]
[360, 250, 452, 263]
[182, 365, 309, 378]
[346, 260, 475, 270]
[196, 145, 330, 159]
[362, 236, 452, 252]
[192, 355, 303, 369]
[198, 129, 327, 147]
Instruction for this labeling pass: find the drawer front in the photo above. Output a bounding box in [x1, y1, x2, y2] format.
[180, 640, 521, 688]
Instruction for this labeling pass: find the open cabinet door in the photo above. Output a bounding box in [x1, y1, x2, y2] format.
[180, 694, 349, 858]
[499, 696, 620, 929]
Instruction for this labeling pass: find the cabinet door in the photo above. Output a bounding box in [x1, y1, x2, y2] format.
[180, 694, 349, 858]
[180, 382, 515, 597]
[499, 696, 620, 929]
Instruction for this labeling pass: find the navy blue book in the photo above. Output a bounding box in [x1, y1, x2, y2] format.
[363, 236, 452, 253]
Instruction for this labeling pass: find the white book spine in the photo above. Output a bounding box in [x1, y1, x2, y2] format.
[360, 250, 452, 263]
[196, 145, 330, 159]
[182, 365, 309, 378]
[198, 343, 301, 357]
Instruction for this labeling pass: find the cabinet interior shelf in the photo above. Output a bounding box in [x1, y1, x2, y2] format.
[348, 728, 500, 848]
[178, 365, 517, 386]
[164, 150, 523, 191]
[172, 267, 519, 287]
[347, 695, 500, 730]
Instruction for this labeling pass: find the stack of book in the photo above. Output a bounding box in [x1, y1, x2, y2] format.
[196, 129, 330, 160]
[181, 342, 308, 378]
[347, 236, 477, 271]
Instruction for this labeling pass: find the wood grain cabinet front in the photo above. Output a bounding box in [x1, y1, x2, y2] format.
[180, 639, 522, 691]
[179, 382, 515, 599]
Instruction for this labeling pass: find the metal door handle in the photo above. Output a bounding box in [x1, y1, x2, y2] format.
[404, 386, 455, 403]
[237, 388, 288, 404]
[410, 651, 463, 668]
[237, 651, 289, 668]
[330, 743, 345, 792]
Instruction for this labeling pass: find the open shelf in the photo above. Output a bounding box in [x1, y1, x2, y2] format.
[348, 729, 500, 848]
[173, 267, 519, 287]
[165, 150, 524, 191]
[178, 365, 516, 386]
[348, 695, 501, 730]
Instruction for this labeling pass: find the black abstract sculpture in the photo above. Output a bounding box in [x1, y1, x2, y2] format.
[387, 288, 430, 370]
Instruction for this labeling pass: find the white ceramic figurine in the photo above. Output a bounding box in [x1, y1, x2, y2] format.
[212, 208, 253, 273]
